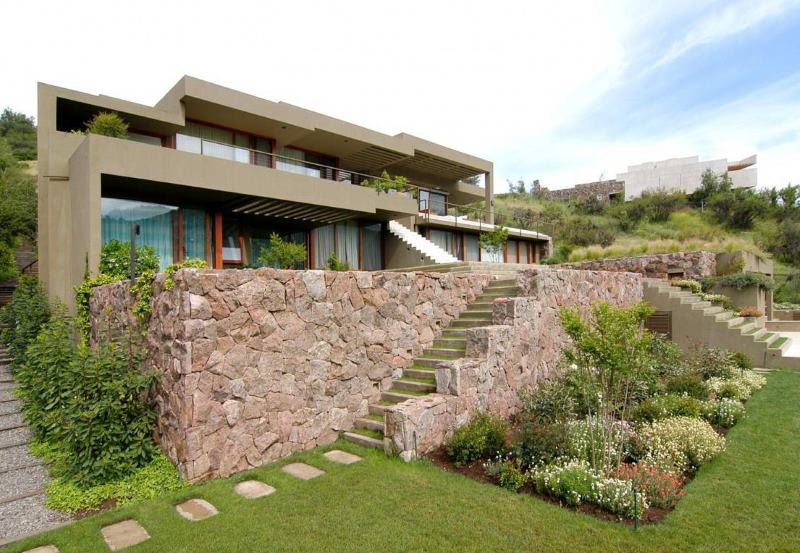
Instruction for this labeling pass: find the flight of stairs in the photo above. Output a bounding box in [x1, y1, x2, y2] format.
[644, 279, 800, 369]
[388, 220, 459, 264]
[343, 278, 519, 448]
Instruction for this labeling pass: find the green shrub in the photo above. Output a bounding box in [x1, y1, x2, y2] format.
[479, 226, 510, 262]
[258, 233, 307, 269]
[446, 413, 508, 466]
[85, 112, 129, 138]
[673, 279, 701, 294]
[665, 372, 706, 399]
[74, 273, 120, 342]
[701, 293, 735, 311]
[702, 399, 745, 428]
[560, 216, 617, 247]
[639, 417, 725, 473]
[712, 272, 775, 291]
[687, 346, 738, 380]
[0, 275, 51, 367]
[497, 458, 528, 492]
[632, 395, 702, 423]
[704, 372, 764, 401]
[648, 333, 685, 378]
[731, 351, 753, 371]
[163, 258, 208, 290]
[326, 252, 349, 271]
[565, 417, 630, 470]
[45, 453, 185, 513]
[519, 378, 575, 424]
[99, 240, 160, 279]
[513, 422, 570, 468]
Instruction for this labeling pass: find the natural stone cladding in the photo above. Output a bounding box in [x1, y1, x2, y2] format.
[89, 268, 491, 482]
[560, 251, 716, 280]
[384, 268, 643, 460]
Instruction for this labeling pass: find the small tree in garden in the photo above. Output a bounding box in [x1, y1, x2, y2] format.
[258, 233, 306, 269]
[560, 302, 654, 471]
[479, 226, 509, 263]
[326, 252, 349, 271]
[85, 112, 129, 138]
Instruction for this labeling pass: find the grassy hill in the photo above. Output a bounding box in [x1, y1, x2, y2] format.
[489, 175, 800, 306]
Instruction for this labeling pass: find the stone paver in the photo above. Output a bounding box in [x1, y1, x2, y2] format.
[0, 382, 15, 392]
[0, 426, 32, 448]
[234, 480, 276, 499]
[175, 498, 218, 521]
[323, 450, 362, 465]
[22, 546, 59, 553]
[0, 412, 24, 431]
[0, 390, 15, 402]
[0, 400, 20, 416]
[101, 519, 150, 551]
[0, 443, 43, 473]
[282, 462, 325, 480]
[0, 464, 49, 503]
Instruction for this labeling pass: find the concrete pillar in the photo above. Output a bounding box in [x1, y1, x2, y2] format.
[484, 170, 494, 224]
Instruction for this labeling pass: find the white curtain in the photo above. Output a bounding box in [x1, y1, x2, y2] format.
[314, 224, 335, 268]
[336, 221, 360, 269]
[519, 241, 529, 264]
[465, 234, 479, 261]
[508, 240, 518, 263]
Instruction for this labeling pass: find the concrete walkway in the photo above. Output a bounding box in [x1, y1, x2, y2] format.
[778, 332, 800, 358]
[0, 350, 69, 545]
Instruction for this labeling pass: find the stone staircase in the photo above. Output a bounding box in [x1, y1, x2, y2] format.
[343, 278, 519, 448]
[644, 279, 800, 370]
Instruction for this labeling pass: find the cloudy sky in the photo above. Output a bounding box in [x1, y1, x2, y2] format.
[3, 0, 799, 191]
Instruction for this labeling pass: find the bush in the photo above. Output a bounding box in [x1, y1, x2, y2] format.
[632, 395, 702, 423]
[99, 240, 160, 280]
[672, 279, 701, 294]
[519, 378, 575, 424]
[446, 413, 508, 466]
[702, 399, 745, 428]
[531, 461, 646, 519]
[665, 372, 706, 399]
[326, 252, 349, 271]
[705, 372, 764, 401]
[701, 293, 735, 311]
[514, 422, 571, 468]
[565, 417, 631, 470]
[713, 272, 775, 291]
[560, 216, 617, 247]
[639, 417, 725, 473]
[738, 306, 763, 318]
[85, 112, 129, 138]
[611, 463, 684, 509]
[497, 458, 528, 492]
[731, 351, 753, 371]
[648, 334, 685, 378]
[0, 275, 51, 367]
[708, 189, 768, 230]
[258, 233, 307, 269]
[687, 347, 738, 380]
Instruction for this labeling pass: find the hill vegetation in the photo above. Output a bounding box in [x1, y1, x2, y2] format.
[491, 171, 800, 306]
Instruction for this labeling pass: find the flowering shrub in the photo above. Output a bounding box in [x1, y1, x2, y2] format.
[739, 306, 764, 318]
[739, 370, 767, 392]
[612, 463, 684, 509]
[702, 399, 745, 428]
[639, 417, 725, 473]
[632, 394, 702, 423]
[519, 378, 576, 424]
[701, 293, 735, 311]
[665, 372, 707, 399]
[673, 279, 702, 294]
[531, 461, 648, 519]
[688, 347, 738, 379]
[705, 377, 751, 401]
[514, 422, 571, 468]
[497, 458, 528, 492]
[566, 417, 630, 470]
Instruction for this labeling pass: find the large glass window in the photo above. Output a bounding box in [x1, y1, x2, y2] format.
[176, 121, 258, 165]
[419, 190, 447, 215]
[314, 224, 335, 268]
[519, 241, 529, 264]
[362, 224, 382, 270]
[183, 209, 207, 261]
[222, 218, 242, 263]
[465, 234, 480, 261]
[277, 148, 336, 179]
[336, 221, 360, 269]
[101, 198, 177, 270]
[508, 240, 519, 263]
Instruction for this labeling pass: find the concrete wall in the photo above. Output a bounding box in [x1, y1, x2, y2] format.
[89, 268, 490, 481]
[384, 268, 644, 460]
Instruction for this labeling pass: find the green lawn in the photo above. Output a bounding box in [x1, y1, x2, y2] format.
[5, 370, 800, 553]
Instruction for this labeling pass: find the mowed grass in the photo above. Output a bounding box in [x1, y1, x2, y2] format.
[4, 370, 800, 553]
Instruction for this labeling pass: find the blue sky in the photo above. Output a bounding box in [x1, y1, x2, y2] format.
[2, 0, 799, 192]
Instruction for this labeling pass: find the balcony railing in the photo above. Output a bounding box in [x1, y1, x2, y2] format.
[418, 199, 548, 239]
[180, 136, 424, 196]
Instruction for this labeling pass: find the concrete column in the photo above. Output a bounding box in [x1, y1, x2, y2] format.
[484, 170, 494, 224]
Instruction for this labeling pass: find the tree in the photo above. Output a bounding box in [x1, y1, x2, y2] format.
[0, 137, 37, 280]
[85, 112, 129, 138]
[0, 109, 36, 161]
[689, 170, 732, 205]
[707, 188, 767, 230]
[258, 233, 307, 269]
[778, 184, 799, 213]
[479, 226, 509, 262]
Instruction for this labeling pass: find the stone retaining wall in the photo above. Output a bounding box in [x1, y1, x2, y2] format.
[384, 268, 644, 460]
[560, 251, 716, 280]
[89, 269, 490, 481]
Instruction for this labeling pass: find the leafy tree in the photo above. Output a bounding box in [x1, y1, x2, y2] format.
[707, 188, 768, 230]
[0, 275, 51, 366]
[561, 216, 617, 247]
[0, 109, 36, 161]
[362, 170, 411, 195]
[479, 226, 509, 262]
[258, 232, 307, 269]
[688, 170, 732, 204]
[778, 184, 799, 213]
[85, 112, 129, 138]
[0, 142, 37, 280]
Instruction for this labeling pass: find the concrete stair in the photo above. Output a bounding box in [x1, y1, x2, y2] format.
[644, 279, 800, 370]
[387, 221, 459, 264]
[343, 278, 519, 448]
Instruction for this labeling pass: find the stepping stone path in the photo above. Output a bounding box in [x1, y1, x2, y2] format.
[234, 480, 276, 499]
[282, 462, 325, 480]
[344, 278, 519, 449]
[22, 546, 59, 553]
[175, 498, 219, 521]
[101, 519, 150, 550]
[0, 346, 69, 545]
[323, 450, 362, 465]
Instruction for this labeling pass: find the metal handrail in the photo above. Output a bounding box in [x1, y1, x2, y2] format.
[418, 199, 545, 238]
[190, 137, 426, 194]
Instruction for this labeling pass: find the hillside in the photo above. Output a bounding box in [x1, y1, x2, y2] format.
[490, 173, 800, 306]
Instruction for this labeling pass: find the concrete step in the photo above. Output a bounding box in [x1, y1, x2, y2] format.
[432, 338, 465, 349]
[403, 367, 436, 380]
[381, 390, 423, 403]
[451, 320, 491, 329]
[462, 308, 493, 315]
[440, 329, 466, 339]
[714, 311, 737, 322]
[392, 378, 436, 393]
[343, 431, 383, 449]
[369, 403, 391, 417]
[691, 301, 713, 310]
[725, 317, 745, 328]
[410, 358, 444, 369]
[767, 336, 792, 353]
[354, 416, 384, 432]
[703, 306, 724, 316]
[421, 347, 464, 359]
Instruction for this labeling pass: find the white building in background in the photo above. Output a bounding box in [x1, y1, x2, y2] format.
[619, 154, 757, 200]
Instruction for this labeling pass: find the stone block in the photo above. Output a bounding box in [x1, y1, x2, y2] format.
[234, 479, 276, 499]
[175, 498, 219, 521]
[281, 462, 324, 480]
[323, 449, 362, 465]
[100, 519, 150, 551]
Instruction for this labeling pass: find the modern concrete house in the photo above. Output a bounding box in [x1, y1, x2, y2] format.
[37, 77, 551, 306]
[619, 154, 757, 200]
